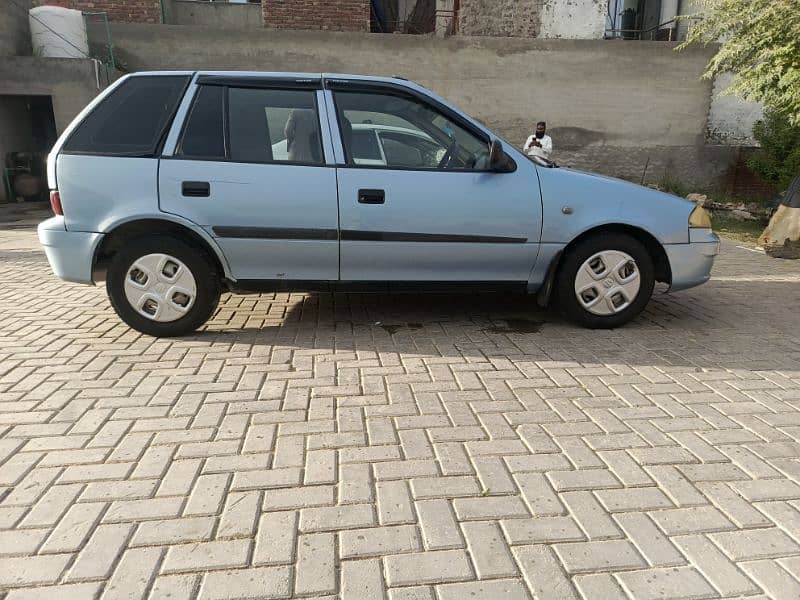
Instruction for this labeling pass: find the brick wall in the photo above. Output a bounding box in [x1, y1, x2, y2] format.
[263, 0, 370, 32]
[36, 0, 162, 24]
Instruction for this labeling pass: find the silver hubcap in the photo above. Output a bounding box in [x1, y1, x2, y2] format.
[124, 254, 197, 323]
[574, 250, 640, 316]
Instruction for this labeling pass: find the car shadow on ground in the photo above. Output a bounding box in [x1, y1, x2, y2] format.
[186, 280, 800, 373]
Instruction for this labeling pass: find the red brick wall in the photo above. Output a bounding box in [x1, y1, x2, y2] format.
[263, 0, 370, 32]
[36, 0, 162, 24]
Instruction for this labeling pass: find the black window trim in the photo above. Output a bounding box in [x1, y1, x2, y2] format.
[327, 79, 515, 173]
[172, 81, 327, 168]
[60, 74, 192, 159]
[196, 75, 322, 90]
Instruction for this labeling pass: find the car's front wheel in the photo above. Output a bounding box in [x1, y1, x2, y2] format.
[107, 237, 220, 337]
[556, 233, 655, 328]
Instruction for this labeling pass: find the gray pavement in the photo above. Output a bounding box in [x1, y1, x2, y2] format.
[1, 202, 799, 599]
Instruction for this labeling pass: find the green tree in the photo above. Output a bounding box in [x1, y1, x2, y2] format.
[747, 109, 800, 190]
[679, 0, 800, 123]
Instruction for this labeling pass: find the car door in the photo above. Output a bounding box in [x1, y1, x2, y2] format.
[328, 82, 542, 284]
[159, 75, 339, 282]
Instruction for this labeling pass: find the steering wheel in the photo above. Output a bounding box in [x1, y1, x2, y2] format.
[437, 140, 458, 170]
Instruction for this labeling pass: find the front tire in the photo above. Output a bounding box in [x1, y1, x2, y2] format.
[107, 237, 220, 337]
[556, 233, 655, 328]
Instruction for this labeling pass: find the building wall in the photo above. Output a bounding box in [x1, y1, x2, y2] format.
[707, 74, 763, 146]
[34, 0, 162, 24]
[458, 0, 540, 38]
[1, 0, 34, 56]
[89, 24, 738, 189]
[539, 0, 606, 39]
[166, 0, 262, 29]
[0, 56, 116, 133]
[457, 0, 606, 39]
[262, 0, 371, 31]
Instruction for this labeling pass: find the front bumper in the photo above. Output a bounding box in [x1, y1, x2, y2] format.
[665, 229, 720, 291]
[38, 217, 103, 285]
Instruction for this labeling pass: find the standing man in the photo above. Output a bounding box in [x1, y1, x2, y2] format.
[524, 121, 553, 159]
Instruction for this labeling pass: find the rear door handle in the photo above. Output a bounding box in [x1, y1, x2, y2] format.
[182, 181, 210, 197]
[358, 189, 385, 204]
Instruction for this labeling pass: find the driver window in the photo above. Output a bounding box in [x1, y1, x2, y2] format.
[333, 91, 489, 171]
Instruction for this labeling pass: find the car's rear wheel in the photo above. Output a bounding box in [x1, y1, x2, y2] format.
[107, 237, 220, 337]
[556, 233, 655, 328]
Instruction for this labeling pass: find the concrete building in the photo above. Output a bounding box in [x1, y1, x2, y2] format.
[0, 0, 769, 203]
[0, 0, 118, 203]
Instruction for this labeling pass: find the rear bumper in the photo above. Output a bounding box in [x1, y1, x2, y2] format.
[38, 217, 103, 285]
[665, 229, 720, 291]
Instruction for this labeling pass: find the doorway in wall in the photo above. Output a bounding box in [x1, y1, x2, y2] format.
[0, 95, 57, 203]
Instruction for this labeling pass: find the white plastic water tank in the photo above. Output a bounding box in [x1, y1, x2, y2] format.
[29, 5, 89, 59]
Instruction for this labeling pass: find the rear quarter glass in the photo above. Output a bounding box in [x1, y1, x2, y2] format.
[61, 75, 190, 156]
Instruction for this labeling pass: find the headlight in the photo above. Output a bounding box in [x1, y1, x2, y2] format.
[689, 206, 712, 228]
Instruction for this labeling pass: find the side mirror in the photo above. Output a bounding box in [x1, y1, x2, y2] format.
[488, 139, 512, 172]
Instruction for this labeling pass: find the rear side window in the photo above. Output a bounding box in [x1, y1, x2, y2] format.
[177, 85, 225, 159]
[177, 84, 324, 165]
[63, 75, 189, 156]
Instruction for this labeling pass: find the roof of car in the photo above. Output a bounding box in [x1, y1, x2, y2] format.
[129, 71, 415, 86]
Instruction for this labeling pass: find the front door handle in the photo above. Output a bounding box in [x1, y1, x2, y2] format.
[358, 189, 385, 204]
[182, 181, 210, 197]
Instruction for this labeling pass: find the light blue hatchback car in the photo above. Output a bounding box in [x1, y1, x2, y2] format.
[39, 71, 719, 337]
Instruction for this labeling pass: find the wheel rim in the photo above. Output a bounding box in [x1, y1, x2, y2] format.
[574, 250, 640, 316]
[123, 253, 197, 323]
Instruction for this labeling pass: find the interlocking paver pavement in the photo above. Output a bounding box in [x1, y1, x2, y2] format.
[1, 202, 800, 598]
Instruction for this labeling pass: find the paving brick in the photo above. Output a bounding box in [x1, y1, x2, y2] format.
[711, 528, 800, 561]
[150, 574, 199, 600]
[650, 506, 735, 535]
[595, 487, 674, 513]
[573, 573, 627, 599]
[340, 558, 385, 600]
[262, 485, 335, 510]
[184, 473, 230, 516]
[295, 532, 336, 595]
[0, 528, 48, 556]
[103, 496, 183, 523]
[0, 554, 72, 587]
[103, 547, 163, 600]
[5, 582, 104, 600]
[502, 515, 584, 545]
[217, 490, 260, 538]
[554, 540, 646, 574]
[436, 579, 528, 600]
[384, 549, 473, 586]
[461, 521, 517, 578]
[376, 480, 416, 525]
[300, 503, 375, 532]
[163, 539, 250, 574]
[513, 544, 579, 599]
[66, 523, 133, 581]
[340, 524, 423, 559]
[199, 566, 291, 600]
[131, 517, 215, 546]
[253, 510, 298, 565]
[452, 495, 530, 521]
[416, 499, 463, 550]
[616, 567, 717, 600]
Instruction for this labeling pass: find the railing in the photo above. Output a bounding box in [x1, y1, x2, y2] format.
[604, 16, 702, 41]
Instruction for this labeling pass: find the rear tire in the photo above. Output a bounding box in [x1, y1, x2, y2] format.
[556, 233, 654, 329]
[107, 237, 220, 337]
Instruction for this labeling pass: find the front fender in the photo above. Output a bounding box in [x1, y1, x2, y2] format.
[537, 167, 694, 245]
